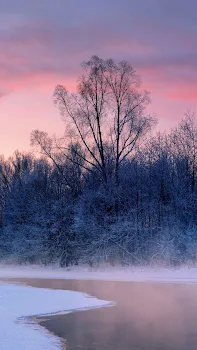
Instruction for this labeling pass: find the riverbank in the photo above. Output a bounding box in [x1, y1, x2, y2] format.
[0, 279, 111, 350]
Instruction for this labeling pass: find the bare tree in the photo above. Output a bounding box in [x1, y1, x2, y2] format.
[53, 56, 156, 185]
[30, 130, 83, 198]
[170, 111, 197, 193]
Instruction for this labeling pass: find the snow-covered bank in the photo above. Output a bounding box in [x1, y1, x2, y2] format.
[0, 282, 110, 350]
[1, 264, 197, 284]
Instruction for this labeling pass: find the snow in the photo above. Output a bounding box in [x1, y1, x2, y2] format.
[0, 282, 111, 350]
[1, 264, 197, 284]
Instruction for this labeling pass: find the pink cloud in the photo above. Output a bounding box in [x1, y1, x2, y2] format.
[0, 19, 155, 95]
[166, 87, 197, 101]
[0, 16, 196, 109]
[0, 14, 197, 159]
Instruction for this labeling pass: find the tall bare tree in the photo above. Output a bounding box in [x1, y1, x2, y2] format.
[53, 56, 155, 185]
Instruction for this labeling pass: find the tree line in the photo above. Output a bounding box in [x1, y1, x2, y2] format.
[0, 56, 197, 267]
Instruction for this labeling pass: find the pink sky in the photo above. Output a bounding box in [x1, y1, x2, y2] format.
[1, 0, 197, 157]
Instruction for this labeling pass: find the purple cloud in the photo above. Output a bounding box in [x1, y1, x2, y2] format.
[0, 0, 197, 101]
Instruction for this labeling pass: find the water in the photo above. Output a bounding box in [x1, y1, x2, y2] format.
[29, 279, 197, 350]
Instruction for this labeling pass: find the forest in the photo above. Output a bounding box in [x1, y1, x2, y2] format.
[0, 56, 197, 267]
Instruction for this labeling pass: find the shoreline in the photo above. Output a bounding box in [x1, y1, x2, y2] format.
[0, 278, 112, 350]
[2, 278, 197, 349]
[2, 265, 197, 285]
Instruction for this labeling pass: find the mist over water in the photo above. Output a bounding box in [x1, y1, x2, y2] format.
[26, 279, 197, 350]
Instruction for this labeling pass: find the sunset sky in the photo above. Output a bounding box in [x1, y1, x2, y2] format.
[1, 0, 197, 157]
